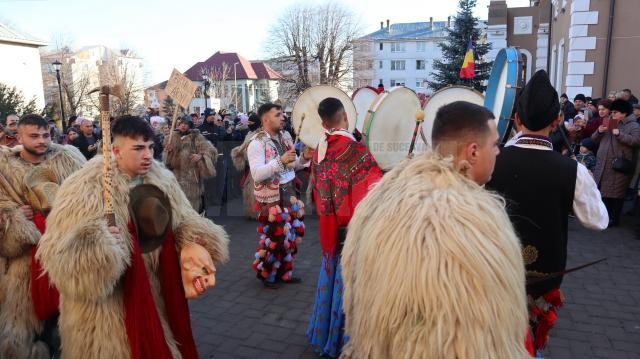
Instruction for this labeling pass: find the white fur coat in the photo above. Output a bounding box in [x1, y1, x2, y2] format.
[341, 152, 530, 359]
[37, 155, 229, 359]
[0, 144, 86, 358]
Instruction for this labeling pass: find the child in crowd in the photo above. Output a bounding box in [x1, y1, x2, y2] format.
[577, 137, 597, 173]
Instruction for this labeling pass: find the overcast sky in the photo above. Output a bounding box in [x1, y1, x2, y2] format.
[1, 0, 530, 86]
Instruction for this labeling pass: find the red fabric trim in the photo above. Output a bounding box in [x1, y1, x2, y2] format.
[525, 329, 535, 357]
[31, 212, 59, 321]
[124, 222, 198, 359]
[529, 288, 564, 352]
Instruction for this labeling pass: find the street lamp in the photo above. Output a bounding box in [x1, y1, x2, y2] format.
[202, 73, 210, 110]
[233, 62, 239, 111]
[52, 60, 67, 131]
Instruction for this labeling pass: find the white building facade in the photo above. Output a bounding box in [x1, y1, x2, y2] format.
[42, 45, 145, 119]
[353, 20, 452, 95]
[0, 22, 48, 113]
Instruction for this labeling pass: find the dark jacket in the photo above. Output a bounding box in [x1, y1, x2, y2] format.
[72, 133, 100, 160]
[197, 121, 231, 148]
[592, 115, 640, 198]
[153, 133, 165, 160]
[562, 101, 577, 120]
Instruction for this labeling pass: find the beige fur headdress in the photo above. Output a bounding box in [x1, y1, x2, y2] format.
[341, 151, 529, 359]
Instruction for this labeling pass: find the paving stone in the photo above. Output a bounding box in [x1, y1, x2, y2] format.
[192, 204, 640, 358]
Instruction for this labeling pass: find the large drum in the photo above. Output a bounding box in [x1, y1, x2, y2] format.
[363, 86, 423, 171]
[351, 86, 379, 133]
[484, 47, 523, 141]
[292, 85, 356, 149]
[422, 86, 485, 145]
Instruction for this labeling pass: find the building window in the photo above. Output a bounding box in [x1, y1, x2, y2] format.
[416, 79, 427, 88]
[391, 42, 406, 52]
[379, 43, 383, 51]
[193, 106, 200, 115]
[390, 79, 405, 87]
[417, 42, 426, 52]
[416, 60, 426, 70]
[379, 61, 383, 69]
[390, 60, 405, 71]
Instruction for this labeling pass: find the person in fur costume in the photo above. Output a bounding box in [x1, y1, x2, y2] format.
[341, 101, 532, 358]
[164, 117, 218, 212]
[231, 113, 261, 219]
[37, 116, 229, 358]
[0, 114, 86, 358]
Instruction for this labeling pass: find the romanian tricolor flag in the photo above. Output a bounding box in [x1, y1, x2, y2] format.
[459, 38, 475, 79]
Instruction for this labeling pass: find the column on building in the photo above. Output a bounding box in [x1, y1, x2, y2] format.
[536, 22, 550, 72]
[565, 0, 597, 99]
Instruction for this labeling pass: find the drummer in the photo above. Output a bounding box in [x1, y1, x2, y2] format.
[247, 103, 314, 287]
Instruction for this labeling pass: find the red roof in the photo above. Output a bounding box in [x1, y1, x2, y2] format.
[183, 51, 280, 81]
[250, 62, 281, 80]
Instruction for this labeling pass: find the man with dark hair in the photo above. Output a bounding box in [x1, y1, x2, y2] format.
[432, 101, 499, 185]
[342, 101, 533, 357]
[307, 97, 382, 356]
[486, 70, 608, 356]
[0, 113, 85, 358]
[248, 103, 313, 287]
[38, 115, 229, 358]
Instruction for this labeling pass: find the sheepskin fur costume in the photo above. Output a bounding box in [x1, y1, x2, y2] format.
[231, 130, 257, 219]
[163, 129, 218, 211]
[0, 144, 85, 358]
[341, 151, 530, 359]
[37, 155, 229, 358]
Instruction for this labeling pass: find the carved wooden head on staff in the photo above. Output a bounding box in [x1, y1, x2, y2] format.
[88, 84, 124, 226]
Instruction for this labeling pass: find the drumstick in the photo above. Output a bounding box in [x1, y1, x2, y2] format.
[293, 113, 305, 146]
[408, 110, 425, 156]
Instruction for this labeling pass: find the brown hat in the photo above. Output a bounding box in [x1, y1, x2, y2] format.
[25, 167, 59, 213]
[128, 184, 172, 253]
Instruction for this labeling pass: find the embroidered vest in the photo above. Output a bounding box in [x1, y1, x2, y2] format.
[251, 131, 292, 204]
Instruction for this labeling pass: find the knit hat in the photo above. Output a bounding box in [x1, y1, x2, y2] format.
[574, 94, 587, 102]
[580, 137, 595, 152]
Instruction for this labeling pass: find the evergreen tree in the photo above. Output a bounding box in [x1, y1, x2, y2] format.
[428, 0, 492, 92]
[162, 97, 186, 119]
[0, 82, 39, 118]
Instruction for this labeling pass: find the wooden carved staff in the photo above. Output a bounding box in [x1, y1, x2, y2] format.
[293, 113, 306, 146]
[89, 84, 124, 226]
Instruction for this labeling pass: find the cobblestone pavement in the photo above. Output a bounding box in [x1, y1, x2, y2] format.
[191, 203, 640, 359]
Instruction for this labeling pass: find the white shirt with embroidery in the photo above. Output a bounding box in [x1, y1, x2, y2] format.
[247, 131, 309, 185]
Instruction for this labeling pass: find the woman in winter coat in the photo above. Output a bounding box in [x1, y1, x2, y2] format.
[592, 99, 640, 226]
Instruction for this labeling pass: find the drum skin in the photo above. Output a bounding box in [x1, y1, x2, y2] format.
[484, 47, 521, 138]
[352, 86, 379, 133]
[292, 85, 356, 149]
[364, 86, 422, 171]
[422, 86, 486, 145]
